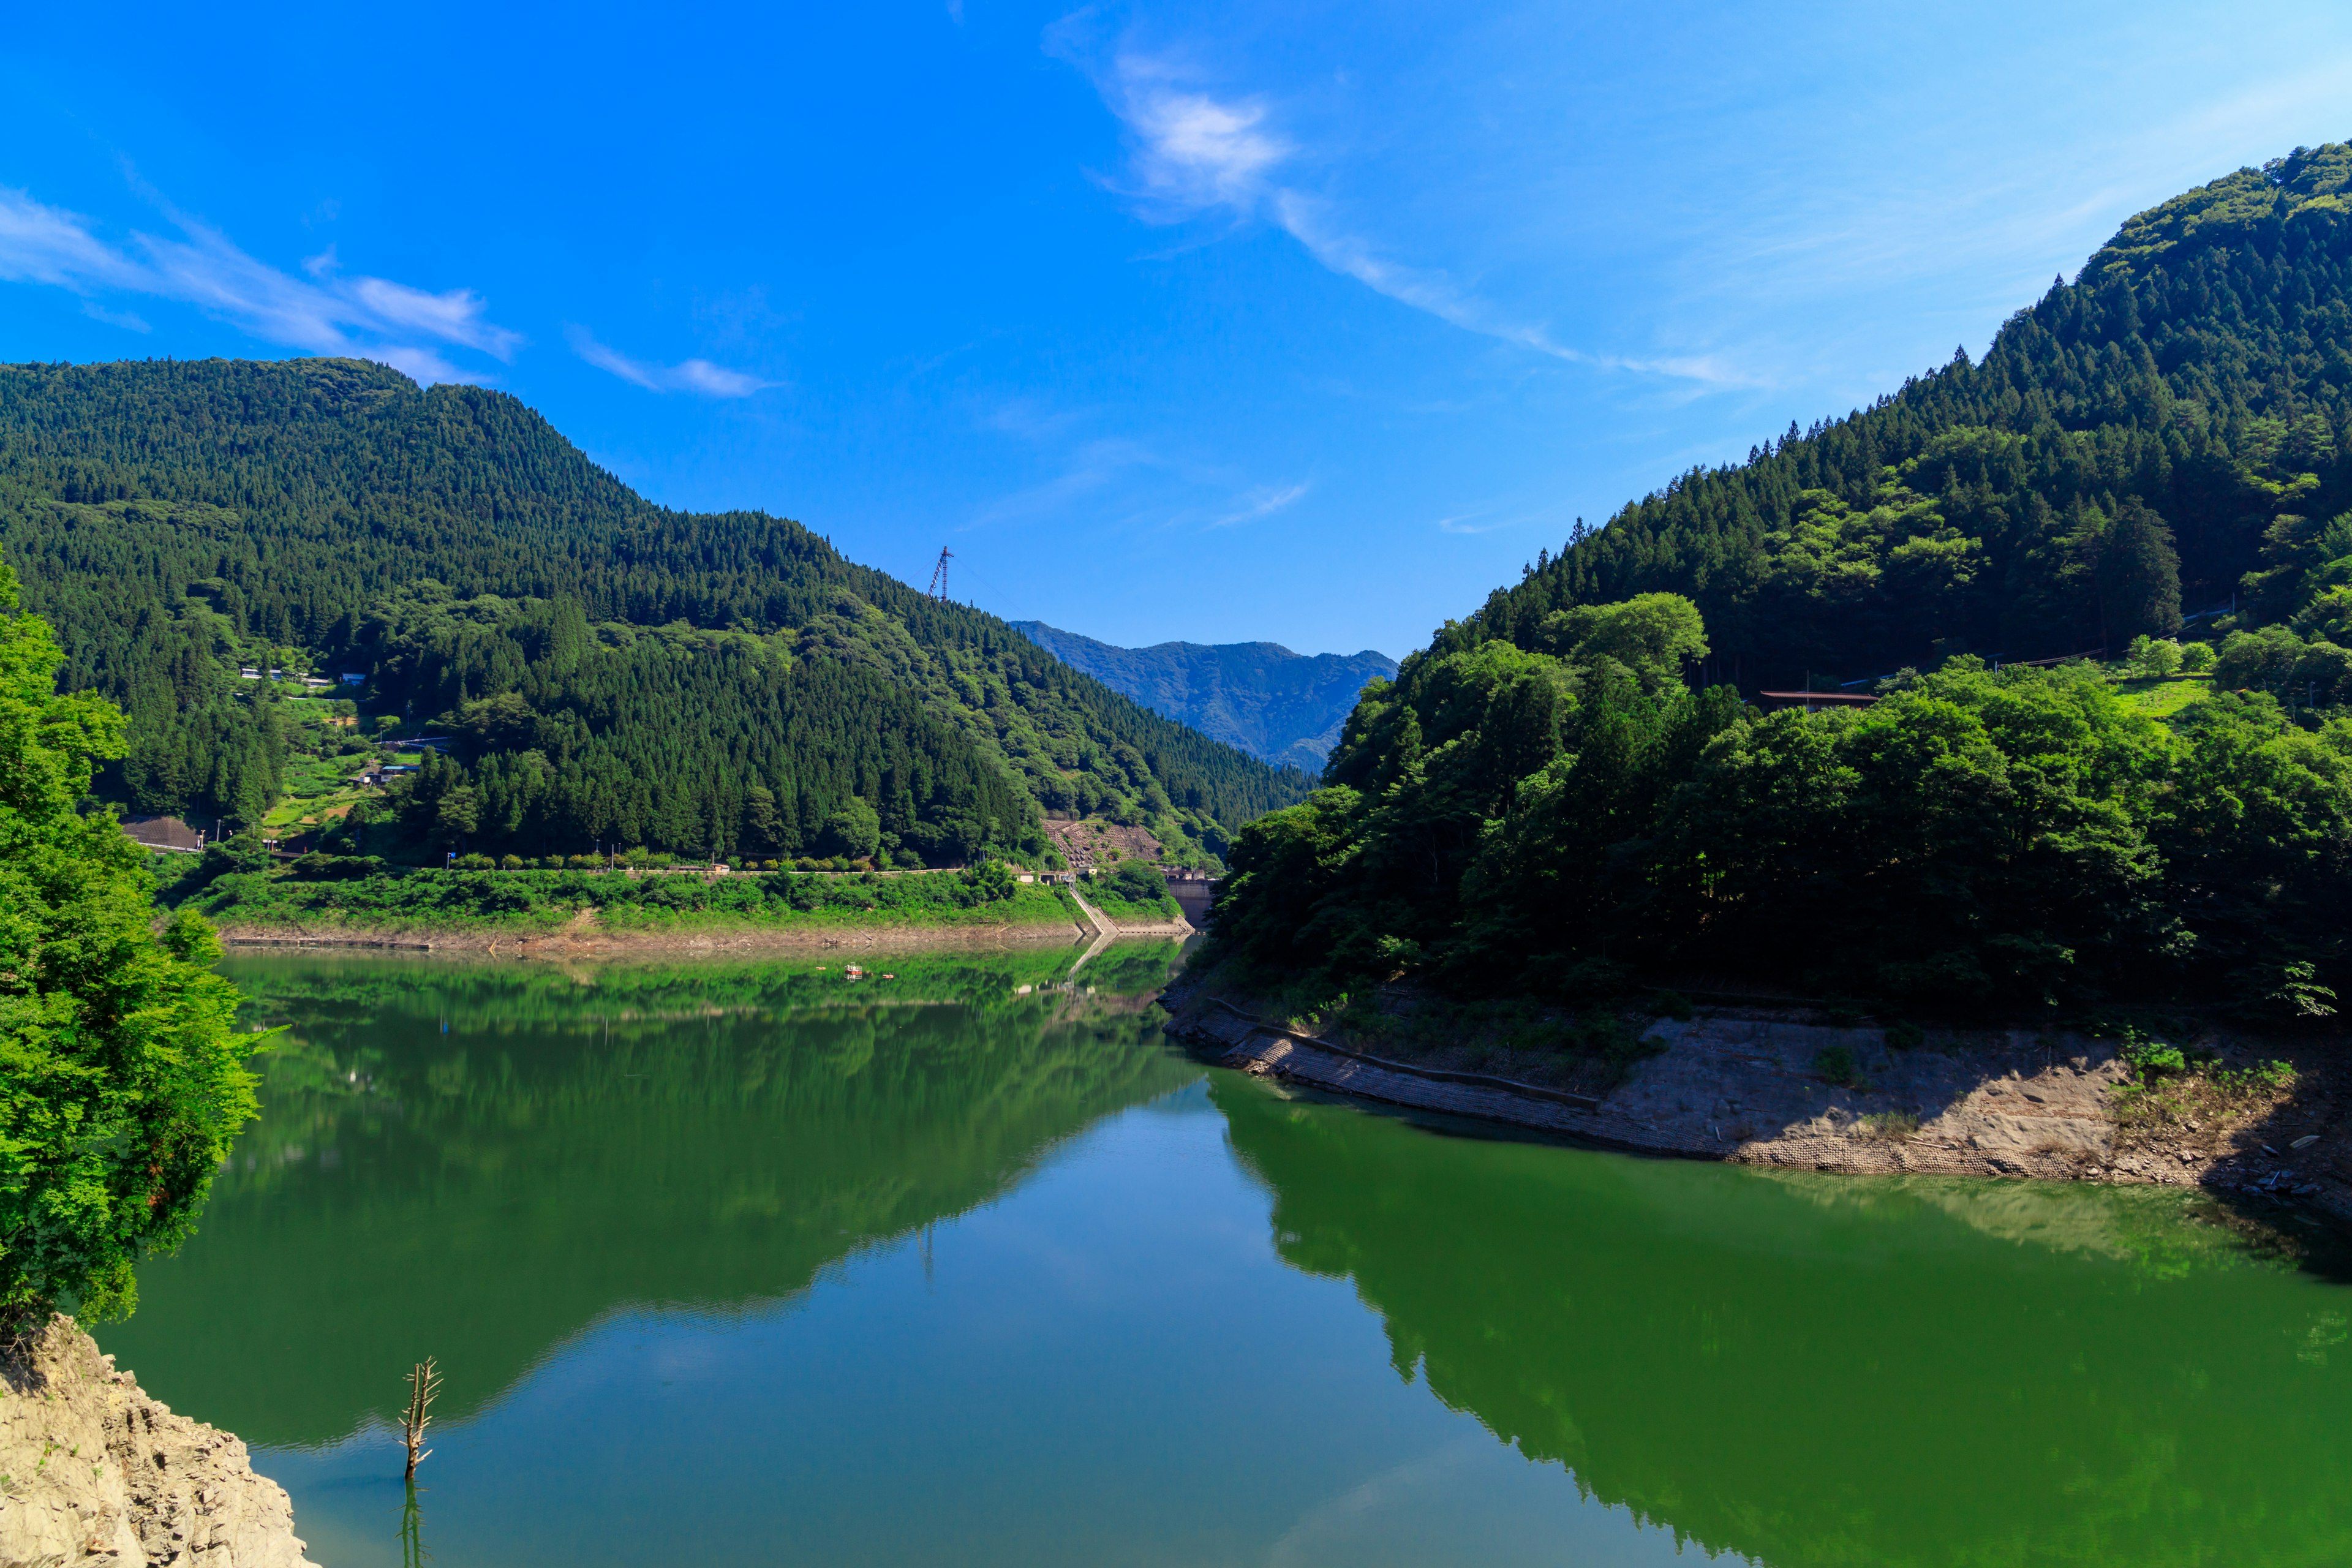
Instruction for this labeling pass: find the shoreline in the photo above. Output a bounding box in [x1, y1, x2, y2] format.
[1162, 981, 2352, 1225]
[211, 902, 1201, 957]
[214, 912, 1095, 956]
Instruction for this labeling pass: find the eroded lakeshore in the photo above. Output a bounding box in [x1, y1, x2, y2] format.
[1163, 979, 2352, 1226]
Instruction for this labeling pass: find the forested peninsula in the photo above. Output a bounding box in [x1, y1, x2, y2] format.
[0, 357, 1311, 891]
[1208, 141, 2352, 1030]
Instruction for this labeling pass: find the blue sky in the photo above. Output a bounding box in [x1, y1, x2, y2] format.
[5, 3, 2351, 658]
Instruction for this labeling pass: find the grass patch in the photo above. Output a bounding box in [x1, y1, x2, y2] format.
[2109, 1031, 2296, 1148]
[2113, 672, 2214, 720]
[1087, 888, 1183, 924]
[1856, 1110, 1921, 1140]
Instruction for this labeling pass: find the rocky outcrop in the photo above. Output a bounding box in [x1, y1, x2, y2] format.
[1168, 990, 2350, 1221]
[1, 1315, 314, 1567]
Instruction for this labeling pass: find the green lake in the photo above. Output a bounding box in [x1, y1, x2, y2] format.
[97, 947, 2352, 1567]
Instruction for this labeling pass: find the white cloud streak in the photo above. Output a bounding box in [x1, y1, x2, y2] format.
[1084, 56, 1747, 386]
[567, 327, 775, 398]
[0, 186, 518, 383]
[1209, 480, 1309, 527]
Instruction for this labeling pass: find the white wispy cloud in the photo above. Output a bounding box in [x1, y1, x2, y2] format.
[81, 301, 149, 332]
[1076, 54, 1747, 387]
[969, 435, 1163, 527]
[0, 185, 517, 383]
[1209, 480, 1310, 527]
[568, 326, 774, 398]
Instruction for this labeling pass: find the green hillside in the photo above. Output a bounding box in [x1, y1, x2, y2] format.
[1207, 142, 2352, 1013]
[0, 358, 1310, 865]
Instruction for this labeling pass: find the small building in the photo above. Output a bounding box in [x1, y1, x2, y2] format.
[341, 673, 366, 685]
[121, 815, 204, 854]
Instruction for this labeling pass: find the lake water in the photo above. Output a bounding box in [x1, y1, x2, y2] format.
[99, 948, 2352, 1567]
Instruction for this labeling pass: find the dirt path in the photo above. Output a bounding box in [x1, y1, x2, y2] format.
[1165, 990, 2351, 1225]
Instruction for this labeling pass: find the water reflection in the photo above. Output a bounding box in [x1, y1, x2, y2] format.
[102, 944, 1194, 1447]
[96, 948, 2352, 1568]
[1214, 1079, 2352, 1567]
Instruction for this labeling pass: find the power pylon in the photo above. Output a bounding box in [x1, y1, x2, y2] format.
[927, 546, 954, 601]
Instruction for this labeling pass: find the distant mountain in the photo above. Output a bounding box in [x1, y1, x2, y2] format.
[1008, 622, 1396, 772]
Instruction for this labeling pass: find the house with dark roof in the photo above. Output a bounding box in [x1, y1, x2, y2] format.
[119, 815, 205, 853]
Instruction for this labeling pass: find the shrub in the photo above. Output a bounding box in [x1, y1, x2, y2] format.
[1885, 1020, 1924, 1052]
[2121, 1037, 2188, 1080]
[2126, 635, 2184, 678]
[189, 832, 270, 889]
[1575, 1014, 1664, 1084]
[1108, 860, 1166, 904]
[2179, 641, 2217, 673]
[288, 851, 385, 881]
[1815, 1043, 1861, 1085]
[499, 853, 524, 871]
[961, 860, 1018, 903]
[1645, 989, 1695, 1021]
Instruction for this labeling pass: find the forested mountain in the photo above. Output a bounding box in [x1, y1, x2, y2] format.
[0, 358, 1310, 864]
[1455, 141, 2352, 695]
[1209, 142, 2352, 1012]
[1009, 621, 1395, 770]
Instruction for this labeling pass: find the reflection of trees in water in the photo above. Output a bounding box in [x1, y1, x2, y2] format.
[99, 950, 1199, 1449]
[1214, 1079, 2352, 1568]
[399, 1483, 428, 1568]
[1751, 1166, 2348, 1281]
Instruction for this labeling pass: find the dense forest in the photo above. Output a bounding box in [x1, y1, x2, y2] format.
[1209, 143, 2352, 1014]
[0, 358, 1310, 863]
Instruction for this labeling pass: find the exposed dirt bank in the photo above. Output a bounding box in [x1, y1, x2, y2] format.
[214, 910, 1091, 957]
[1163, 982, 2351, 1224]
[1, 1316, 312, 1567]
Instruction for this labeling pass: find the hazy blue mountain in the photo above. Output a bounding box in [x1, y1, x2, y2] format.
[1009, 622, 1396, 772]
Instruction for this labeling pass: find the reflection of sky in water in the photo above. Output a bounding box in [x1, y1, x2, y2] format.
[244, 1085, 1708, 1568]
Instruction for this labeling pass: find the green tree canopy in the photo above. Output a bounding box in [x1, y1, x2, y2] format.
[0, 562, 255, 1327]
[1214, 595, 2352, 1012]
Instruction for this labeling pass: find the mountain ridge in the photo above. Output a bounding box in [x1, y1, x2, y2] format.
[1008, 620, 1395, 771]
[0, 357, 1311, 865]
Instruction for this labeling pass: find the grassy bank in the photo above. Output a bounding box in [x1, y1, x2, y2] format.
[177, 864, 1085, 940]
[1085, 886, 1187, 925]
